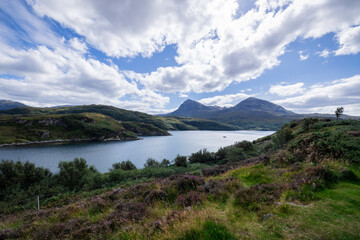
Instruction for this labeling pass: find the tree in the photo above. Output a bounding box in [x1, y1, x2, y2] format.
[144, 158, 160, 168]
[335, 107, 344, 120]
[174, 154, 188, 167]
[161, 158, 171, 167]
[110, 160, 137, 171]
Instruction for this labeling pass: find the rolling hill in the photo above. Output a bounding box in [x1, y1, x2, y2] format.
[0, 100, 27, 110]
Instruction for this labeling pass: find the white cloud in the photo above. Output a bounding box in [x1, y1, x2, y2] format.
[0, 42, 169, 113]
[198, 93, 250, 107]
[179, 93, 189, 98]
[69, 38, 88, 53]
[273, 75, 360, 115]
[126, 0, 360, 93]
[318, 49, 331, 58]
[269, 82, 305, 97]
[335, 26, 360, 55]
[1, 0, 360, 113]
[298, 51, 309, 61]
[0, 0, 61, 48]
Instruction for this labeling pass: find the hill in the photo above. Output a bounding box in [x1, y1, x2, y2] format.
[0, 100, 27, 110]
[0, 118, 359, 239]
[0, 104, 239, 145]
[166, 97, 298, 130]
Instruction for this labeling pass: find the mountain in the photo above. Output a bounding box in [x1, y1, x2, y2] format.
[166, 97, 299, 130]
[0, 100, 27, 110]
[232, 97, 294, 115]
[168, 99, 221, 117]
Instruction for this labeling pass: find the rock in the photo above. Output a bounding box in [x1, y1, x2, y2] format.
[261, 213, 276, 221]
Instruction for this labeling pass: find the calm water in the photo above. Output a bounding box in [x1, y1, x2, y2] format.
[0, 130, 274, 173]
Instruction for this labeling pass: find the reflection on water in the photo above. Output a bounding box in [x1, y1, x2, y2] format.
[0, 130, 274, 173]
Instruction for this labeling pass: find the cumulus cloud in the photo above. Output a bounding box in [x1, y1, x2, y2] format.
[318, 49, 331, 58]
[198, 93, 250, 107]
[298, 51, 309, 61]
[273, 75, 360, 115]
[269, 82, 305, 97]
[0, 42, 169, 113]
[335, 26, 360, 55]
[1, 0, 360, 113]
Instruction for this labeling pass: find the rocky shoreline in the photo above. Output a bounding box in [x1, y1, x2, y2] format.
[0, 136, 139, 148]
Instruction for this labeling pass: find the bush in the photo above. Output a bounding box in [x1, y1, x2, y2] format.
[110, 160, 137, 171]
[144, 190, 167, 204]
[144, 158, 160, 168]
[174, 175, 205, 193]
[189, 149, 215, 164]
[56, 158, 99, 190]
[161, 158, 171, 167]
[340, 169, 358, 181]
[234, 140, 254, 151]
[174, 155, 188, 167]
[234, 183, 285, 211]
[176, 191, 204, 207]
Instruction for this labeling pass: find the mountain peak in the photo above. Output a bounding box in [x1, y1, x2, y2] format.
[234, 97, 293, 114]
[166, 99, 218, 117]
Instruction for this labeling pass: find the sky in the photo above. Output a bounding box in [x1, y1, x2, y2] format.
[0, 0, 360, 115]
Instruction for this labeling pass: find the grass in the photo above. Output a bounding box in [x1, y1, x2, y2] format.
[1, 118, 359, 239]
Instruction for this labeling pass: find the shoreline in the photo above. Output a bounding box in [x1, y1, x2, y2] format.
[0, 137, 140, 148]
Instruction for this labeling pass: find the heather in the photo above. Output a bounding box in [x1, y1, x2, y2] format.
[0, 118, 359, 239]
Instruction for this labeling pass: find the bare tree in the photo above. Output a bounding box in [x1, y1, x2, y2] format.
[335, 107, 344, 120]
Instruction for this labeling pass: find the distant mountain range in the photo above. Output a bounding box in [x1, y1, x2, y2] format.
[0, 100, 27, 110]
[165, 97, 359, 130]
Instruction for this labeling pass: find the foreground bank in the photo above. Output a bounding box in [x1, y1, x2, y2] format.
[0, 118, 359, 239]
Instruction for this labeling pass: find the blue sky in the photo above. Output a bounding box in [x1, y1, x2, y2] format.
[0, 0, 360, 115]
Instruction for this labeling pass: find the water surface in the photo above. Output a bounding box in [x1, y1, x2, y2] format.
[0, 130, 274, 172]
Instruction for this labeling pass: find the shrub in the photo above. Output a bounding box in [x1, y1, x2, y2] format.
[174, 155, 188, 167]
[234, 140, 254, 151]
[144, 190, 167, 204]
[176, 191, 204, 207]
[272, 126, 294, 148]
[110, 160, 137, 171]
[234, 183, 285, 211]
[204, 179, 229, 203]
[340, 169, 358, 181]
[109, 202, 147, 223]
[174, 175, 205, 193]
[144, 158, 160, 168]
[215, 147, 226, 162]
[189, 149, 215, 164]
[56, 158, 99, 190]
[161, 158, 171, 167]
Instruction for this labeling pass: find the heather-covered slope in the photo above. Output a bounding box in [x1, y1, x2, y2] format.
[0, 118, 359, 239]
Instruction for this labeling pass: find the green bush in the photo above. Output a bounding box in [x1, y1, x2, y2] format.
[110, 160, 137, 171]
[56, 158, 99, 190]
[189, 149, 215, 164]
[174, 155, 188, 167]
[144, 158, 160, 168]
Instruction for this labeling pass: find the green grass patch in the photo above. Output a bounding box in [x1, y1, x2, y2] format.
[230, 164, 275, 186]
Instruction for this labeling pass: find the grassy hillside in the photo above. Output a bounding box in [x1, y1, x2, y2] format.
[0, 105, 238, 137]
[0, 112, 142, 145]
[0, 118, 359, 239]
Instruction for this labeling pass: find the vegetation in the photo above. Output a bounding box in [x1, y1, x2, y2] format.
[335, 106, 344, 119]
[0, 118, 360, 239]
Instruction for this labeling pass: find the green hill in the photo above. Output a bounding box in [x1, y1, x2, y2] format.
[1, 118, 359, 239]
[0, 100, 27, 110]
[0, 105, 240, 145]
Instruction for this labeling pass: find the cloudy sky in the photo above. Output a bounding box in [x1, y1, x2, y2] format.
[0, 0, 360, 115]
